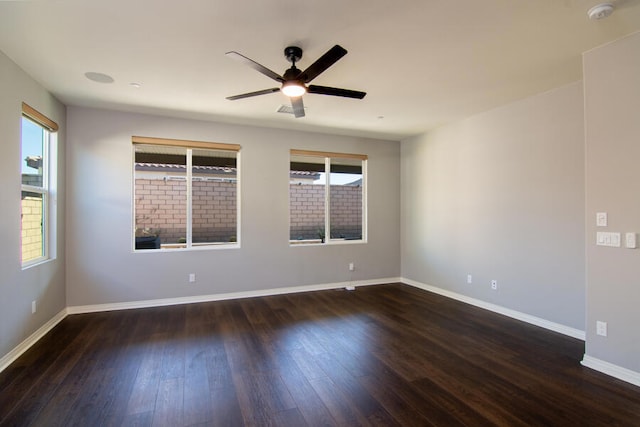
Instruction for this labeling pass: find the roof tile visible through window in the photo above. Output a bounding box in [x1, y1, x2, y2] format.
[135, 162, 237, 175]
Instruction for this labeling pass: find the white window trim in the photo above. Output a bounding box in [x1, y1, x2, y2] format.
[132, 137, 241, 252]
[21, 114, 57, 269]
[289, 150, 368, 246]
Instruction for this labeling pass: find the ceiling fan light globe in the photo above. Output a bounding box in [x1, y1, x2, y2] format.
[281, 82, 306, 97]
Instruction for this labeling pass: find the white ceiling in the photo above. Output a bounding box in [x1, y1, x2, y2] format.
[1, 0, 639, 140]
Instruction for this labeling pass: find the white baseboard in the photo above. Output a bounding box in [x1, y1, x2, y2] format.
[7, 276, 588, 376]
[581, 355, 640, 387]
[67, 277, 402, 314]
[1, 278, 400, 373]
[402, 277, 585, 340]
[0, 308, 68, 373]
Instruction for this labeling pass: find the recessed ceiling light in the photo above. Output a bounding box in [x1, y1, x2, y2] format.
[587, 3, 614, 20]
[129, 82, 142, 88]
[84, 72, 114, 83]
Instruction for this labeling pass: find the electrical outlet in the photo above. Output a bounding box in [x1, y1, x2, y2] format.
[349, 262, 355, 271]
[467, 274, 472, 284]
[189, 273, 196, 283]
[491, 280, 498, 290]
[596, 321, 607, 337]
[32, 300, 36, 314]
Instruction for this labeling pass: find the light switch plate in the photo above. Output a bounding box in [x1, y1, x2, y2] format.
[626, 232, 637, 249]
[611, 232, 621, 247]
[596, 212, 608, 227]
[596, 232, 621, 247]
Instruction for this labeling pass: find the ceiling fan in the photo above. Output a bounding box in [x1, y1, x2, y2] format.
[225, 44, 366, 118]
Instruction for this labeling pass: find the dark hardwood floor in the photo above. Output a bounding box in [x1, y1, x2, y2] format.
[1, 283, 640, 426]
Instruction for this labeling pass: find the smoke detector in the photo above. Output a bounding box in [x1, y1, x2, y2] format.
[588, 3, 614, 20]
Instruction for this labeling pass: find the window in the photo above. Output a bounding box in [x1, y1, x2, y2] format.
[290, 150, 367, 244]
[21, 103, 58, 266]
[133, 136, 240, 250]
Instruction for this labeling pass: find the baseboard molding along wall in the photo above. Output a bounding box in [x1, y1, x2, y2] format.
[4, 276, 639, 389]
[66, 277, 401, 314]
[401, 277, 586, 340]
[581, 355, 640, 388]
[402, 278, 640, 388]
[0, 308, 67, 373]
[1, 277, 399, 373]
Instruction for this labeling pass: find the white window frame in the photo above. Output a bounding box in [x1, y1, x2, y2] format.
[21, 103, 58, 268]
[289, 149, 368, 246]
[132, 136, 241, 252]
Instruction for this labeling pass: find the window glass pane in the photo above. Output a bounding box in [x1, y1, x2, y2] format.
[192, 149, 237, 245]
[21, 190, 44, 263]
[329, 158, 363, 240]
[290, 155, 325, 243]
[20, 108, 56, 267]
[134, 144, 187, 249]
[21, 117, 45, 187]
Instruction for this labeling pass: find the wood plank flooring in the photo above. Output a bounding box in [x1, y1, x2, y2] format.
[1, 283, 640, 426]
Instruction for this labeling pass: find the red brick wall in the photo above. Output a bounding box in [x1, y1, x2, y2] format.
[289, 184, 362, 240]
[193, 180, 236, 242]
[135, 178, 236, 244]
[329, 185, 363, 239]
[21, 194, 43, 262]
[135, 179, 362, 244]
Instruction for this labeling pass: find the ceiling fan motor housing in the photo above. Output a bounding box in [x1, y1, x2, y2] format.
[283, 67, 303, 81]
[284, 46, 303, 64]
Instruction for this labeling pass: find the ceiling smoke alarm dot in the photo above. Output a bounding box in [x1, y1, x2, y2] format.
[587, 3, 614, 20]
[84, 72, 114, 83]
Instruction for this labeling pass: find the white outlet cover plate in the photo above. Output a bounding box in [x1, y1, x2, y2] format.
[596, 321, 607, 336]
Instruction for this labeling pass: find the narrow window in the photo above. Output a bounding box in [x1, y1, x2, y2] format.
[290, 150, 367, 245]
[133, 137, 240, 250]
[21, 103, 58, 266]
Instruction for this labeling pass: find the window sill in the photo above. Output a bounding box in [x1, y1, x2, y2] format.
[289, 238, 366, 247]
[21, 257, 55, 270]
[134, 242, 240, 253]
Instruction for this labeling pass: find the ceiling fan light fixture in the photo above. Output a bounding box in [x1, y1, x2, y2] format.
[281, 81, 306, 97]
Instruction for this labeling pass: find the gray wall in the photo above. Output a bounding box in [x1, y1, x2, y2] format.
[0, 51, 66, 360]
[401, 82, 585, 330]
[584, 32, 640, 372]
[6, 31, 638, 382]
[65, 107, 400, 307]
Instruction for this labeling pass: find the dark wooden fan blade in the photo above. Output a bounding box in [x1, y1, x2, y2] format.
[308, 85, 366, 99]
[226, 51, 284, 83]
[291, 96, 305, 118]
[300, 45, 348, 83]
[226, 88, 280, 100]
